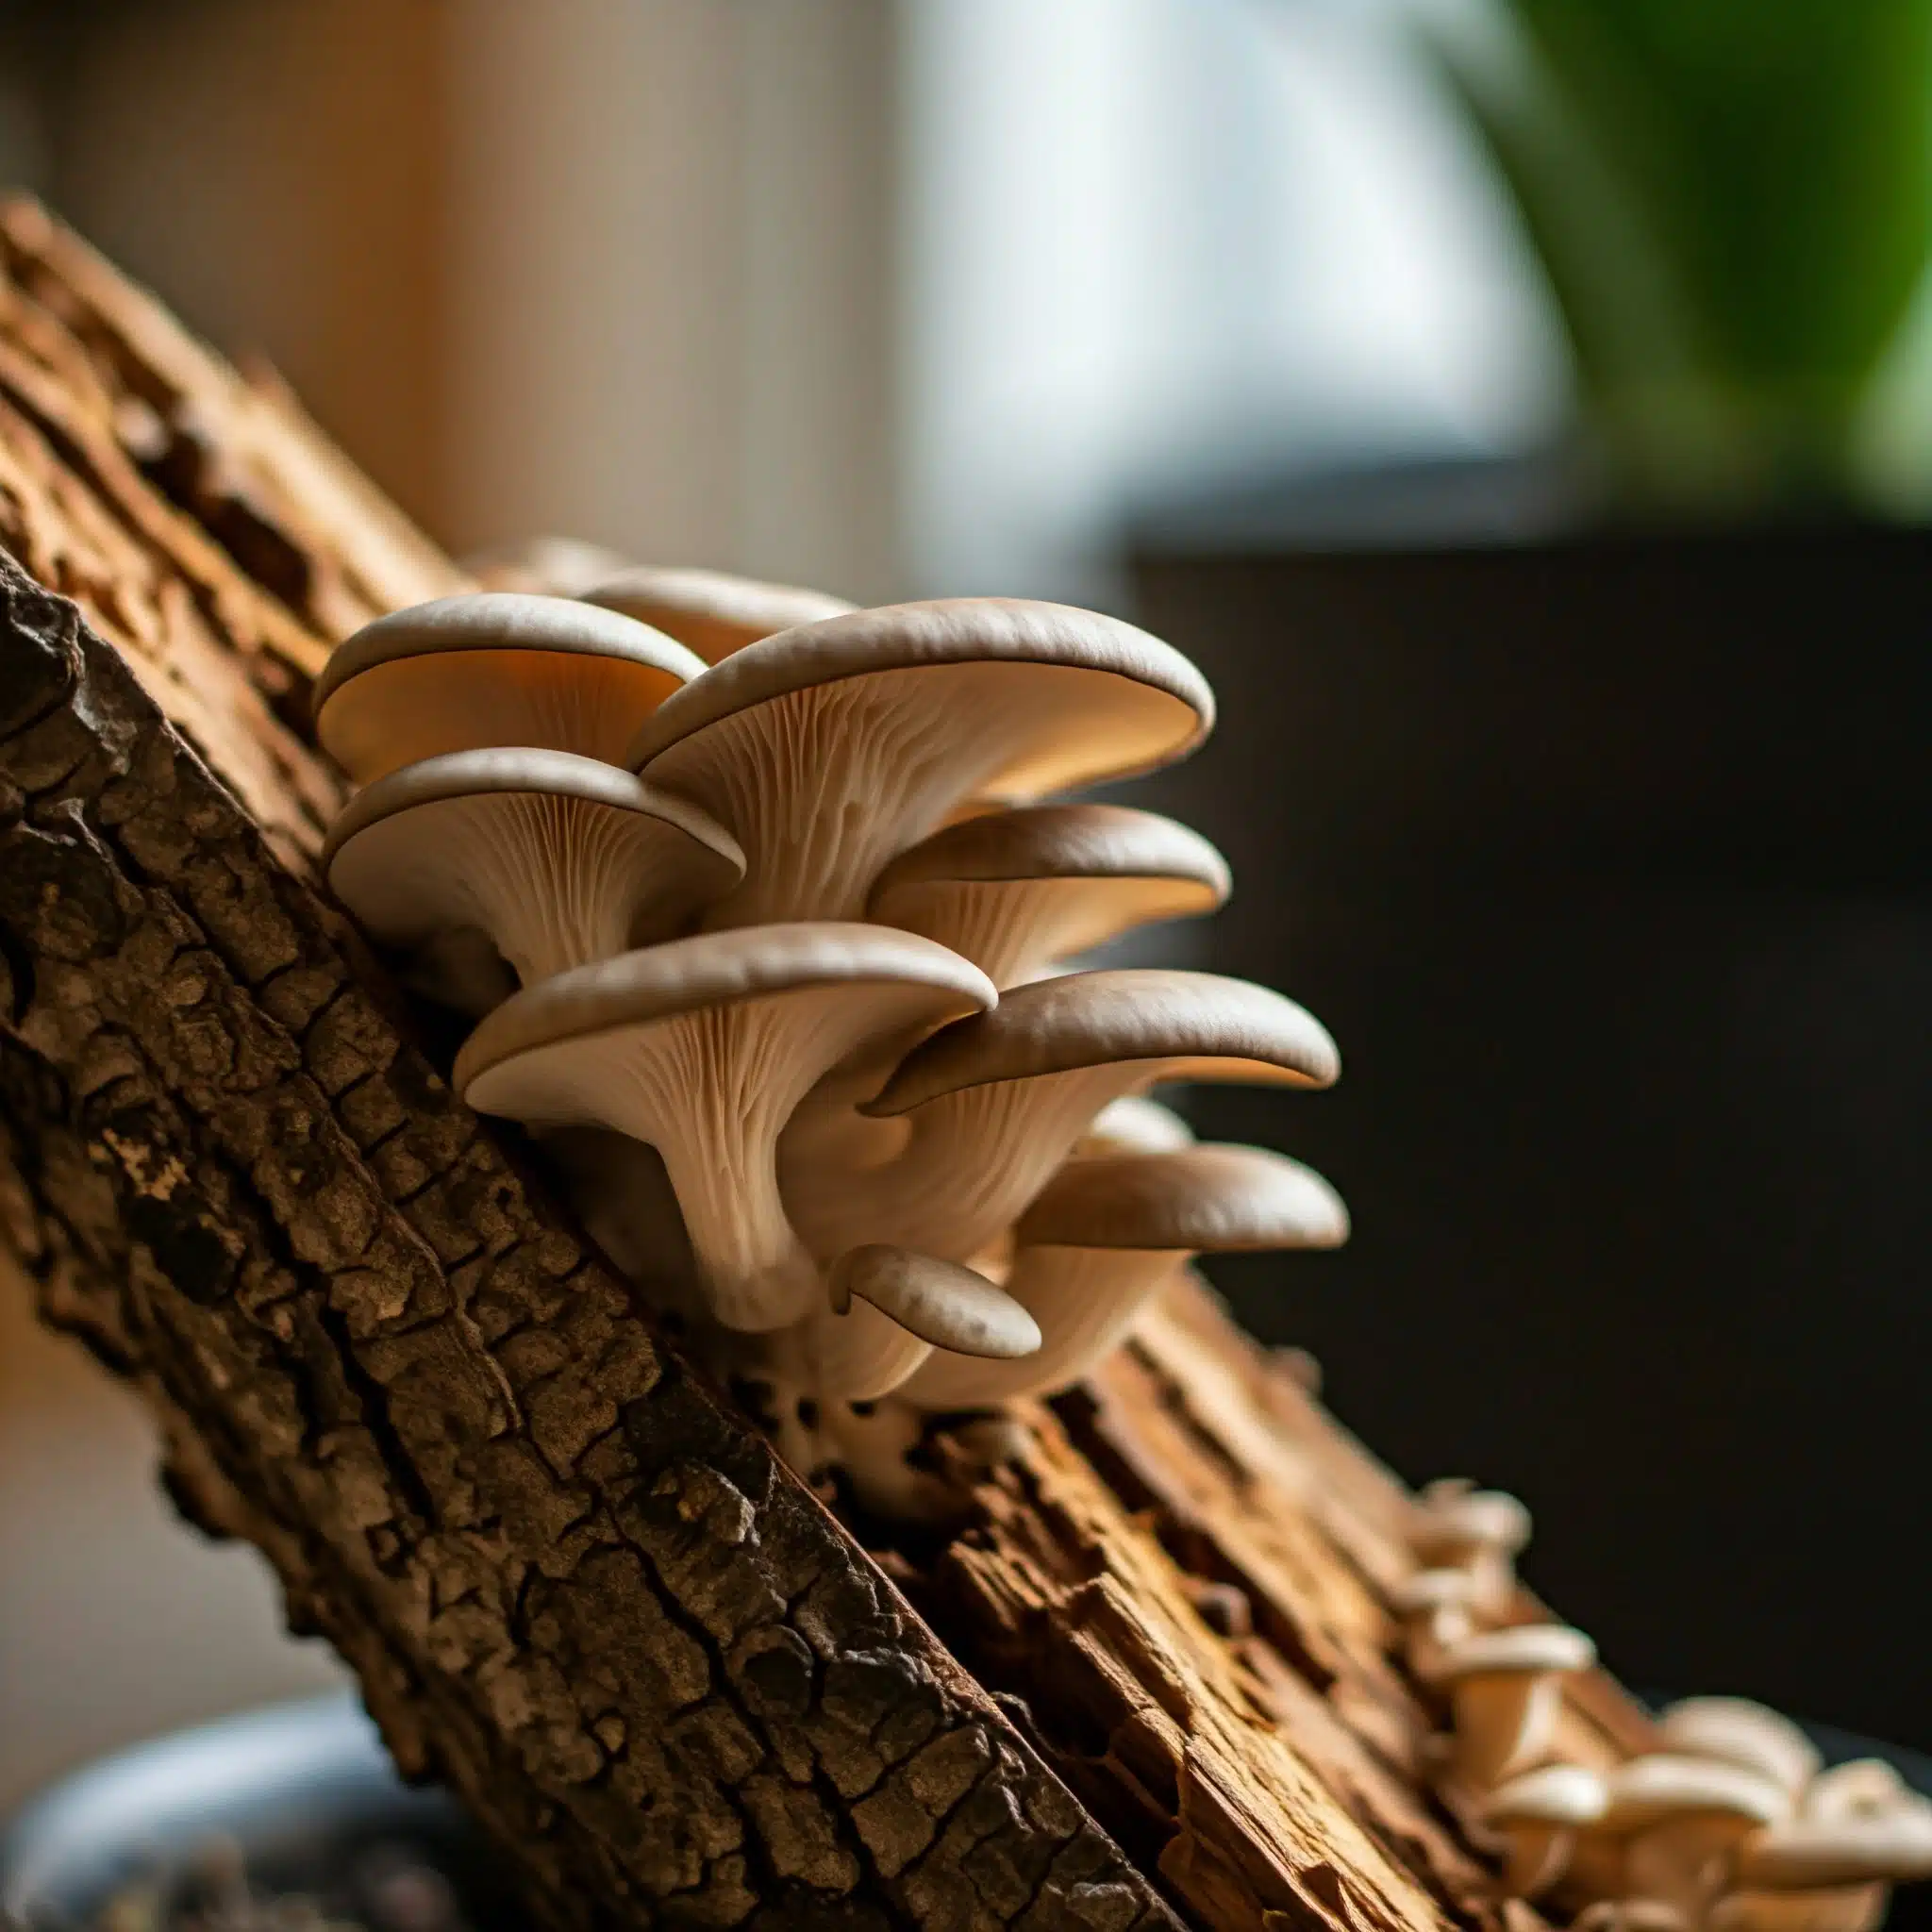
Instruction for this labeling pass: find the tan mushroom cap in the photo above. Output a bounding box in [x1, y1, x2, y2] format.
[1074, 1095, 1196, 1157]
[1413, 1479, 1534, 1561]
[830, 1245, 1042, 1357]
[322, 749, 744, 997]
[906, 1143, 1344, 1408]
[1735, 1809, 1932, 1890]
[867, 970, 1340, 1119]
[1484, 1763, 1611, 1828]
[1601, 1755, 1791, 1833]
[1427, 1624, 1597, 1685]
[316, 592, 705, 779]
[625, 598, 1215, 924]
[585, 564, 856, 664]
[1807, 1760, 1911, 1822]
[1658, 1698, 1824, 1796]
[868, 804, 1231, 988]
[455, 924, 996, 1334]
[1391, 1567, 1482, 1624]
[1424, 1624, 1597, 1788]
[460, 535, 633, 596]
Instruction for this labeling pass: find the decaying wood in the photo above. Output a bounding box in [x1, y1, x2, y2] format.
[0, 199, 1660, 1932]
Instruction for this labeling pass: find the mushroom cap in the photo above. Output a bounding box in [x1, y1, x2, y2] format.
[461, 535, 633, 595]
[1413, 1480, 1534, 1559]
[1423, 1623, 1596, 1685]
[1735, 1809, 1932, 1890]
[316, 591, 705, 777]
[454, 923, 996, 1096]
[862, 970, 1340, 1118]
[585, 564, 857, 664]
[1601, 1754, 1791, 1833]
[827, 1246, 1042, 1359]
[625, 596, 1214, 791]
[1482, 1763, 1611, 1828]
[1390, 1568, 1481, 1620]
[872, 802, 1229, 908]
[1657, 1698, 1824, 1796]
[321, 746, 742, 874]
[1014, 1143, 1349, 1255]
[1074, 1095, 1196, 1157]
[1807, 1760, 1910, 1822]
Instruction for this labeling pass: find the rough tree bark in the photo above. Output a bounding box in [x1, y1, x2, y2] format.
[0, 200, 1657, 1932]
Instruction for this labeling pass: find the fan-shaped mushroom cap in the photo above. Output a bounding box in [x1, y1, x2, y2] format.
[1605, 1754, 1793, 1925]
[1807, 1761, 1911, 1823]
[1481, 1764, 1609, 1897]
[455, 924, 995, 1333]
[585, 564, 857, 664]
[1658, 1698, 1824, 1797]
[462, 535, 633, 595]
[868, 803, 1230, 988]
[1411, 1478, 1534, 1616]
[1422, 1624, 1596, 1789]
[1074, 1095, 1196, 1157]
[316, 592, 705, 779]
[790, 968, 1338, 1264]
[323, 749, 743, 1008]
[1391, 1567, 1481, 1665]
[1736, 1809, 1932, 1890]
[902, 1142, 1346, 1408]
[626, 598, 1215, 925]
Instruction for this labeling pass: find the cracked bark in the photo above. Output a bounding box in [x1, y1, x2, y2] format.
[0, 200, 1659, 1932]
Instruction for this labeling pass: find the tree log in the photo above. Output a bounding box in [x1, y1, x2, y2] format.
[0, 200, 1657, 1932]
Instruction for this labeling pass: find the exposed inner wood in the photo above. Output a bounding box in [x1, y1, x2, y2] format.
[0, 197, 1661, 1932]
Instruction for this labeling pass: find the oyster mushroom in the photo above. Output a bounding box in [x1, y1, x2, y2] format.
[1805, 1760, 1911, 1822]
[323, 749, 744, 1010]
[1715, 1805, 1932, 1932]
[1391, 1568, 1481, 1673]
[867, 803, 1230, 988]
[1603, 1753, 1791, 1926]
[788, 967, 1339, 1264]
[1479, 1762, 1609, 1897]
[316, 591, 704, 779]
[1657, 1698, 1824, 1799]
[625, 598, 1214, 925]
[900, 1141, 1346, 1408]
[1410, 1478, 1534, 1616]
[453, 924, 995, 1333]
[461, 535, 633, 595]
[1421, 1623, 1597, 1789]
[1074, 1094, 1196, 1157]
[585, 563, 856, 664]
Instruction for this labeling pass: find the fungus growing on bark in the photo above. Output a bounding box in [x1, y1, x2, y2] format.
[1411, 1479, 1535, 1616]
[1657, 1697, 1824, 1799]
[1391, 1568, 1481, 1672]
[454, 924, 994, 1333]
[1602, 1754, 1791, 1926]
[1480, 1763, 1609, 1897]
[316, 591, 704, 778]
[626, 598, 1214, 925]
[868, 802, 1230, 988]
[323, 748, 743, 1007]
[586, 563, 856, 663]
[900, 1142, 1346, 1408]
[1421, 1623, 1597, 1789]
[790, 967, 1339, 1263]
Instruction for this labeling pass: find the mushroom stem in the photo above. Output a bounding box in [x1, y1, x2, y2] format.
[1455, 1670, 1565, 1788]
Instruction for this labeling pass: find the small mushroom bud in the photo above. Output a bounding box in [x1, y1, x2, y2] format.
[1420, 1623, 1596, 1790]
[1390, 1568, 1480, 1673]
[1410, 1478, 1533, 1616]
[1478, 1762, 1609, 1898]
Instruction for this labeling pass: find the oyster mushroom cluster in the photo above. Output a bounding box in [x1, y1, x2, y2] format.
[314, 568, 1348, 1503]
[1394, 1484, 1932, 1928]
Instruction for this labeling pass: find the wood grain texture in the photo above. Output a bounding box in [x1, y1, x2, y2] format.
[0, 200, 1662, 1932]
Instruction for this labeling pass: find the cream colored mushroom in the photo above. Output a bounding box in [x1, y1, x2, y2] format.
[1806, 1760, 1912, 1822]
[867, 803, 1230, 989]
[900, 1142, 1346, 1408]
[316, 591, 705, 779]
[1479, 1762, 1609, 1897]
[626, 598, 1214, 925]
[453, 924, 995, 1333]
[1074, 1094, 1196, 1157]
[1410, 1478, 1534, 1616]
[323, 749, 744, 1011]
[1657, 1698, 1823, 1799]
[584, 563, 857, 664]
[461, 535, 633, 595]
[1708, 1805, 1932, 1932]
[1602, 1753, 1791, 1926]
[788, 967, 1339, 1265]
[1391, 1568, 1481, 1673]
[1420, 1623, 1596, 1789]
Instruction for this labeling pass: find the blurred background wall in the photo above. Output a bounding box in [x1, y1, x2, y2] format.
[2, 0, 1926, 1807]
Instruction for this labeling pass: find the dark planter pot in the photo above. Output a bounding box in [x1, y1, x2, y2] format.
[6, 1695, 1930, 1931]
[1128, 471, 1932, 1747]
[0, 1696, 516, 1932]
